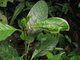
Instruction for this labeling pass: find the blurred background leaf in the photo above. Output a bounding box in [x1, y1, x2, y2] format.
[0, 42, 21, 60]
[0, 0, 14, 7]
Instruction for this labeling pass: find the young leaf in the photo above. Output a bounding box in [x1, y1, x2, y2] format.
[0, 23, 17, 41]
[20, 32, 27, 40]
[18, 16, 31, 29]
[10, 2, 25, 25]
[26, 0, 48, 30]
[33, 17, 70, 33]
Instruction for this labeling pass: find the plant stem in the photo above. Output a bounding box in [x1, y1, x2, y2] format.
[25, 41, 30, 60]
[20, 41, 30, 60]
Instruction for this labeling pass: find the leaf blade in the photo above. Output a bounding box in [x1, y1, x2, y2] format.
[33, 17, 70, 33]
[10, 2, 25, 25]
[31, 34, 59, 59]
[0, 23, 17, 41]
[0, 42, 22, 60]
[26, 0, 48, 30]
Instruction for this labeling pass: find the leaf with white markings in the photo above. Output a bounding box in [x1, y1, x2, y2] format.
[33, 17, 70, 33]
[27, 0, 48, 30]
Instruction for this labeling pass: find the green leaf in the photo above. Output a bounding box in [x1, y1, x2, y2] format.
[26, 0, 48, 30]
[46, 52, 62, 60]
[20, 32, 27, 40]
[0, 0, 14, 7]
[70, 56, 80, 60]
[0, 42, 20, 60]
[0, 23, 17, 41]
[10, 57, 23, 60]
[31, 34, 59, 59]
[46, 51, 54, 60]
[10, 2, 25, 25]
[33, 17, 70, 33]
[18, 16, 31, 29]
[37, 33, 47, 41]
